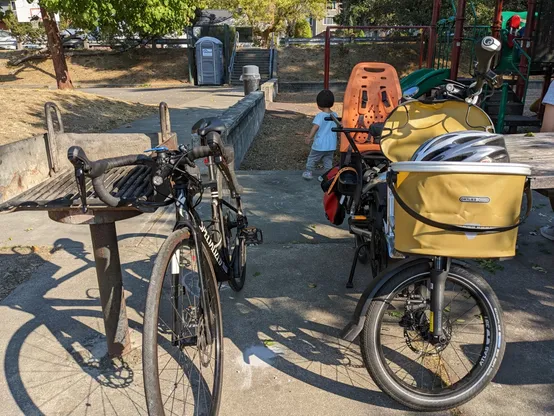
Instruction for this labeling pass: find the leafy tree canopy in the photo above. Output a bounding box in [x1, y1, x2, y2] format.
[294, 19, 312, 38]
[39, 0, 203, 37]
[337, 0, 528, 28]
[209, 0, 326, 43]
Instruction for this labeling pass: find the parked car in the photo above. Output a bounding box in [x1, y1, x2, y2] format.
[0, 30, 17, 50]
[60, 28, 99, 48]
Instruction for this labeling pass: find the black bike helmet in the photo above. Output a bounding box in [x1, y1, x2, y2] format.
[411, 130, 510, 163]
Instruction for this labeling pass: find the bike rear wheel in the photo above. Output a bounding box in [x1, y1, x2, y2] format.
[143, 228, 223, 416]
[360, 262, 504, 411]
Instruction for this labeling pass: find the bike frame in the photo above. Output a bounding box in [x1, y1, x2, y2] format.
[170, 155, 244, 284]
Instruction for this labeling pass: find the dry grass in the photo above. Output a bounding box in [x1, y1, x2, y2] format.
[0, 89, 157, 145]
[278, 44, 423, 82]
[241, 93, 344, 170]
[0, 48, 189, 87]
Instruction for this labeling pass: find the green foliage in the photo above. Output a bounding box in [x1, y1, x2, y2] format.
[294, 20, 312, 38]
[335, 28, 366, 38]
[209, 0, 325, 43]
[337, 0, 530, 28]
[2, 10, 45, 45]
[39, 0, 203, 38]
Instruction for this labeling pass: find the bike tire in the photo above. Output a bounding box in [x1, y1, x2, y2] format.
[360, 262, 505, 411]
[143, 228, 223, 416]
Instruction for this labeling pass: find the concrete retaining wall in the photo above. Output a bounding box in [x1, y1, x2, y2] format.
[219, 91, 265, 168]
[0, 95, 264, 204]
[261, 78, 278, 102]
[0, 135, 52, 204]
[279, 81, 347, 94]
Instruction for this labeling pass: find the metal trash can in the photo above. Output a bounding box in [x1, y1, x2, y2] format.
[240, 65, 261, 95]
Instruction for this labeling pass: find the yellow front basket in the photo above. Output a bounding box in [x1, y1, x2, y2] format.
[389, 162, 532, 258]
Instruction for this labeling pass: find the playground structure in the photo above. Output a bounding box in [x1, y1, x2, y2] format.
[323, 0, 554, 132]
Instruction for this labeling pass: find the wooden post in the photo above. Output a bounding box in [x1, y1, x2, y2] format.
[40, 7, 73, 90]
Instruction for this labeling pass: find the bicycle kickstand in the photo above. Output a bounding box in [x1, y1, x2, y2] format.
[346, 240, 371, 288]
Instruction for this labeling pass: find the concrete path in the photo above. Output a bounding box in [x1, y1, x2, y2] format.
[0, 171, 553, 415]
[83, 86, 244, 146]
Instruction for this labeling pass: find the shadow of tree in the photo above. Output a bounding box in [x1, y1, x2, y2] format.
[0, 49, 190, 87]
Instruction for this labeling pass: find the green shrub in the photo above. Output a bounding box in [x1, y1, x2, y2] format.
[294, 20, 312, 39]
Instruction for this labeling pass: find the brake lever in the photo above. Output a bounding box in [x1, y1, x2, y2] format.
[74, 166, 88, 213]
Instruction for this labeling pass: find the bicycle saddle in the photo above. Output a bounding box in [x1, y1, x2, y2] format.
[191, 117, 226, 136]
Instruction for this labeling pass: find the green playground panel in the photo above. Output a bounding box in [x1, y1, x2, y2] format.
[400, 68, 451, 97]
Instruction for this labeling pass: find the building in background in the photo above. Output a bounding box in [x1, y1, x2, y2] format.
[10, 0, 42, 22]
[309, 1, 341, 37]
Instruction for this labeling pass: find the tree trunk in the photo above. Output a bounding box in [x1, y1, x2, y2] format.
[40, 7, 73, 90]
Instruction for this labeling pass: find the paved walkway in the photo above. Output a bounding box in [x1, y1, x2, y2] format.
[0, 171, 553, 415]
[83, 86, 244, 146]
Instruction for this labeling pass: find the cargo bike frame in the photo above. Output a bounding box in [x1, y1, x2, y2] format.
[327, 37, 533, 411]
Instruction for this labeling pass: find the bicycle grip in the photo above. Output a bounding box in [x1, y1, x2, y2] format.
[187, 146, 212, 161]
[92, 175, 121, 207]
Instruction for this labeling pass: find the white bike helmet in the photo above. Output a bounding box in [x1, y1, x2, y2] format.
[411, 130, 510, 163]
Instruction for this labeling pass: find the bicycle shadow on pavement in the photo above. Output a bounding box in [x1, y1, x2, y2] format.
[0, 234, 163, 415]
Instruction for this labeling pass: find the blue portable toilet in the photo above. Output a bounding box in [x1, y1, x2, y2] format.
[195, 37, 224, 85]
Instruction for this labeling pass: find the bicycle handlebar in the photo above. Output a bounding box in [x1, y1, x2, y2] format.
[68, 141, 242, 208]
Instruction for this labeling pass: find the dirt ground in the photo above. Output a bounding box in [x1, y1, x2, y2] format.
[0, 246, 52, 301]
[278, 44, 423, 82]
[241, 93, 343, 170]
[0, 48, 189, 87]
[0, 89, 157, 145]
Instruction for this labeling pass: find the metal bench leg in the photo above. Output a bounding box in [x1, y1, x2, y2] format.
[89, 222, 131, 357]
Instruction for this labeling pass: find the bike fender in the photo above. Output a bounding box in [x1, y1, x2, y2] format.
[340, 257, 432, 342]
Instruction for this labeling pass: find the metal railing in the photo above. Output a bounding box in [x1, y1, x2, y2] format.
[269, 41, 276, 79]
[228, 31, 239, 85]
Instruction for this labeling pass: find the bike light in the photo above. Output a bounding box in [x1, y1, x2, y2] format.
[152, 175, 164, 186]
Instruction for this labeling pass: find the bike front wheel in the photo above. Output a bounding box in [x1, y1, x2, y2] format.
[360, 262, 505, 411]
[143, 228, 223, 416]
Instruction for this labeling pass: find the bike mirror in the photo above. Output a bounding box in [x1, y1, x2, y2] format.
[403, 86, 419, 99]
[475, 36, 501, 75]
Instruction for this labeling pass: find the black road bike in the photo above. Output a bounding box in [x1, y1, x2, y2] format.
[68, 117, 262, 416]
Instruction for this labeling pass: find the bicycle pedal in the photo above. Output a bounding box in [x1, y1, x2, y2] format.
[242, 226, 263, 245]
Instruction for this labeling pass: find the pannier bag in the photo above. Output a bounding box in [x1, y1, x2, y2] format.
[320, 166, 357, 226]
[388, 161, 532, 258]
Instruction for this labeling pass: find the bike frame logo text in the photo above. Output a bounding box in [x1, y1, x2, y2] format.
[199, 223, 228, 273]
[459, 196, 490, 203]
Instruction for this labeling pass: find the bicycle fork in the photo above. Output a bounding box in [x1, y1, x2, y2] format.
[429, 256, 451, 343]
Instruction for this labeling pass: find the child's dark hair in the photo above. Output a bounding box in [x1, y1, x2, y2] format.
[316, 89, 334, 108]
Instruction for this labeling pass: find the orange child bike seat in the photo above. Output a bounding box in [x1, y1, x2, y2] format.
[340, 62, 402, 153]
